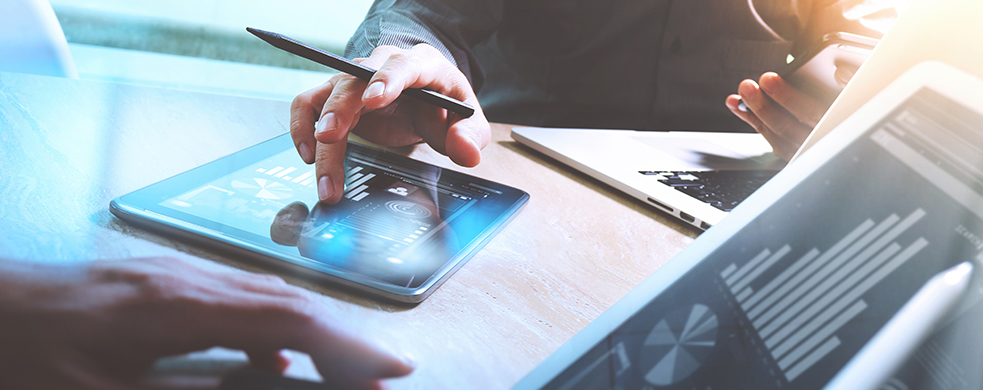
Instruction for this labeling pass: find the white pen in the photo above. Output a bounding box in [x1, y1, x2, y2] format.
[824, 261, 974, 390]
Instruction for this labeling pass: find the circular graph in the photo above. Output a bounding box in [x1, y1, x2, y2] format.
[640, 304, 718, 386]
[232, 178, 292, 200]
[385, 200, 432, 218]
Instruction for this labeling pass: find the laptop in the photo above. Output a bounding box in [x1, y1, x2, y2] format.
[513, 60, 983, 390]
[511, 127, 783, 229]
[513, 0, 983, 232]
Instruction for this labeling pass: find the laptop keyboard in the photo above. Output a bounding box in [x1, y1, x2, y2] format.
[640, 170, 779, 212]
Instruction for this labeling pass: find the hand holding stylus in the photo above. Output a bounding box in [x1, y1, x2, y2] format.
[288, 44, 490, 203]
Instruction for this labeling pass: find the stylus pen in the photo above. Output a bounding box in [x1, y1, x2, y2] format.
[823, 261, 974, 390]
[247, 27, 475, 118]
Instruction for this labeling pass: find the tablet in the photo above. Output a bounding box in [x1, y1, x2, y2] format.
[110, 134, 528, 303]
[514, 62, 983, 389]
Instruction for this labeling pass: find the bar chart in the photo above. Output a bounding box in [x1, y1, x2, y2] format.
[253, 163, 377, 202]
[256, 165, 317, 187]
[719, 208, 928, 382]
[341, 165, 373, 201]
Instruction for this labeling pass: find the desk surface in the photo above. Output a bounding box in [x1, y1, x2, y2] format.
[0, 72, 697, 389]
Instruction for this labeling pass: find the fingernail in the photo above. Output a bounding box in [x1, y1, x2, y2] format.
[318, 176, 333, 201]
[315, 113, 337, 137]
[738, 81, 757, 98]
[399, 352, 416, 369]
[363, 81, 385, 99]
[759, 74, 780, 91]
[299, 142, 313, 163]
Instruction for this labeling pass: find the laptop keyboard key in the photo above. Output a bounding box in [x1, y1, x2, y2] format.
[649, 170, 779, 212]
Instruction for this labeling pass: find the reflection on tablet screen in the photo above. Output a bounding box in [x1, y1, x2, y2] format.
[160, 146, 490, 289]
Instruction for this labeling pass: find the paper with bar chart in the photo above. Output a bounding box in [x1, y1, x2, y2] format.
[543, 86, 983, 390]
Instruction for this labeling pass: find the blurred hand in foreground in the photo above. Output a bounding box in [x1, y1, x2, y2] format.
[0, 257, 414, 390]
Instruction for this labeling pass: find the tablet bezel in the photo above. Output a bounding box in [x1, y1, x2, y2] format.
[110, 134, 529, 303]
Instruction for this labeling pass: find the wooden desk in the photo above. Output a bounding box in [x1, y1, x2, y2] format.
[0, 72, 697, 388]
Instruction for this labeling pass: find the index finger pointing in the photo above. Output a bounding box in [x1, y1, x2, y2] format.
[314, 140, 347, 204]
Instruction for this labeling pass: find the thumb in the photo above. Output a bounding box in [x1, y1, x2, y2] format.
[833, 64, 858, 87]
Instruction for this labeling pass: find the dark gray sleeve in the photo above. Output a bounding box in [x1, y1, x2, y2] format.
[344, 0, 504, 91]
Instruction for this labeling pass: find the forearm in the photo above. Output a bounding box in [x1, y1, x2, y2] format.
[344, 0, 503, 90]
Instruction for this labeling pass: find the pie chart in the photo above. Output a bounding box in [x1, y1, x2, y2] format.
[232, 178, 293, 200]
[640, 304, 718, 386]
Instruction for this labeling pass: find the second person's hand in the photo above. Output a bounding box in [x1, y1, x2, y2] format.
[290, 44, 490, 203]
[726, 63, 861, 161]
[725, 72, 829, 161]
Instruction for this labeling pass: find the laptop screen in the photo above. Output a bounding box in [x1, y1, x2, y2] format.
[540, 88, 983, 389]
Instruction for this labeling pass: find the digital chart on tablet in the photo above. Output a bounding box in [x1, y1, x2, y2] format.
[112, 135, 528, 303]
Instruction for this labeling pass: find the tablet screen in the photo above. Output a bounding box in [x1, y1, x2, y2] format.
[112, 135, 528, 302]
[540, 89, 983, 389]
